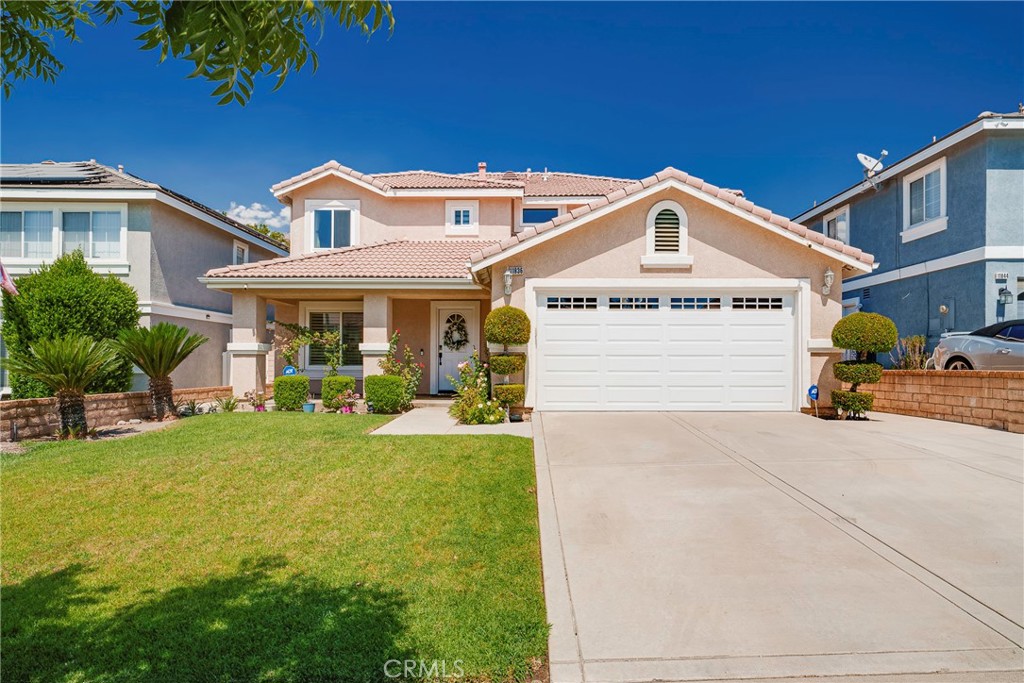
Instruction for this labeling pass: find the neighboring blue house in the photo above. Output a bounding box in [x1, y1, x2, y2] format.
[794, 110, 1024, 363]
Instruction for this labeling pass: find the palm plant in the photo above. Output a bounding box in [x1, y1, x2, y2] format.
[112, 323, 208, 420]
[2, 336, 118, 436]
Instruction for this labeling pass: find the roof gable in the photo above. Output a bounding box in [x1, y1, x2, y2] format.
[469, 167, 875, 273]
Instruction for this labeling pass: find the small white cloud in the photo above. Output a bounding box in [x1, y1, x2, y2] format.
[225, 201, 290, 231]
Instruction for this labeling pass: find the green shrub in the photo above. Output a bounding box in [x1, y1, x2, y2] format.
[890, 335, 929, 369]
[322, 375, 356, 410]
[489, 353, 526, 376]
[447, 350, 504, 424]
[493, 383, 525, 407]
[273, 375, 310, 411]
[1, 251, 139, 398]
[831, 312, 898, 358]
[378, 330, 423, 410]
[484, 306, 531, 347]
[365, 375, 405, 414]
[832, 361, 883, 389]
[831, 389, 874, 419]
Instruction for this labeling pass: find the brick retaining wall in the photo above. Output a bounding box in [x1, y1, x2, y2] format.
[859, 371, 1024, 434]
[1, 386, 232, 441]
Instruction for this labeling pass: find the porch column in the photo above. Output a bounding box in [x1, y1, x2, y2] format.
[359, 294, 392, 379]
[227, 293, 271, 396]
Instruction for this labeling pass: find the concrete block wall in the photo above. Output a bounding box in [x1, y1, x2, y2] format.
[859, 371, 1024, 434]
[1, 386, 232, 441]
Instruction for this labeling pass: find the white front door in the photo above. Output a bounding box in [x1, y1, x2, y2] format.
[436, 305, 479, 393]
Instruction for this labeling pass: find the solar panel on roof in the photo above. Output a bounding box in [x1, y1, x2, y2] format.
[0, 163, 104, 183]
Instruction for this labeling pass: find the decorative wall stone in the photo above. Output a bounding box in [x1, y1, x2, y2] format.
[859, 371, 1024, 434]
[1, 386, 232, 441]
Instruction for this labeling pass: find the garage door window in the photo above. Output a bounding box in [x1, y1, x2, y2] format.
[670, 296, 721, 310]
[546, 296, 598, 310]
[732, 296, 783, 310]
[609, 296, 659, 310]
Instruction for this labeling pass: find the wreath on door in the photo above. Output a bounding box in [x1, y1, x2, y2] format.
[443, 313, 469, 351]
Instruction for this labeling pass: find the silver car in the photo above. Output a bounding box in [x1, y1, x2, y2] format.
[932, 319, 1024, 370]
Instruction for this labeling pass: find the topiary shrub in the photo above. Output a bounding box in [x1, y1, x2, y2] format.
[493, 383, 525, 407]
[831, 390, 874, 418]
[484, 306, 531, 348]
[321, 375, 356, 410]
[489, 353, 526, 376]
[365, 374, 405, 414]
[832, 360, 883, 389]
[273, 375, 310, 411]
[831, 312, 898, 359]
[831, 312, 897, 419]
[1, 250, 139, 398]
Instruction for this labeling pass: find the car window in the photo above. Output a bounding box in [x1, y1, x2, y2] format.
[995, 325, 1024, 342]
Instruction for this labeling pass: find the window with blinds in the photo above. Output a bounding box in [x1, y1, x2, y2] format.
[653, 209, 680, 253]
[307, 311, 363, 367]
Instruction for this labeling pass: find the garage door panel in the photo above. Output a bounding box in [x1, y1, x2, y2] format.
[536, 290, 796, 411]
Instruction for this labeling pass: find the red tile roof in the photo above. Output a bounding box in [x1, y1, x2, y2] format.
[204, 239, 497, 280]
[271, 160, 521, 196]
[465, 171, 637, 197]
[468, 167, 875, 267]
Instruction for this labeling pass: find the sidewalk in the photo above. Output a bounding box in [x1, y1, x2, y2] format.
[372, 404, 533, 437]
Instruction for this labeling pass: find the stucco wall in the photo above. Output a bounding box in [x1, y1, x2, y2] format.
[985, 130, 1024, 247]
[392, 299, 432, 395]
[286, 176, 516, 254]
[150, 314, 230, 389]
[490, 186, 847, 340]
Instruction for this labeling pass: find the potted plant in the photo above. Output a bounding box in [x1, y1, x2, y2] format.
[485, 306, 531, 421]
[831, 312, 898, 419]
[302, 393, 316, 413]
[244, 389, 267, 412]
[337, 389, 360, 413]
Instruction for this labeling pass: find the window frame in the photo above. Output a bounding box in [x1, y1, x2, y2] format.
[232, 240, 249, 265]
[304, 198, 361, 252]
[297, 301, 364, 378]
[901, 157, 948, 242]
[641, 200, 693, 268]
[822, 204, 850, 245]
[0, 202, 128, 264]
[445, 199, 479, 236]
[519, 204, 563, 230]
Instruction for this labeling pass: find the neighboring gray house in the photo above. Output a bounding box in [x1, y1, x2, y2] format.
[794, 111, 1024, 361]
[0, 160, 287, 393]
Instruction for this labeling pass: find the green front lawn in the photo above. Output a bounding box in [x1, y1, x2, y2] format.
[1, 414, 547, 682]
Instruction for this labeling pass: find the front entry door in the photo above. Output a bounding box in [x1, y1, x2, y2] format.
[436, 305, 478, 393]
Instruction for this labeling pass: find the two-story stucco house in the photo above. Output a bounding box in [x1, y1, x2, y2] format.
[203, 160, 873, 411]
[794, 111, 1024, 357]
[0, 161, 287, 392]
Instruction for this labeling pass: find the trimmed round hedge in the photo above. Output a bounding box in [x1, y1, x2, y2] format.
[832, 312, 898, 354]
[365, 374, 405, 414]
[274, 375, 310, 411]
[832, 361, 883, 387]
[831, 389, 874, 418]
[484, 306, 531, 346]
[489, 353, 526, 376]
[321, 375, 357, 410]
[493, 383, 525, 407]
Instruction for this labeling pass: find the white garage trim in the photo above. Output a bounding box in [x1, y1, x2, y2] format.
[525, 277, 812, 410]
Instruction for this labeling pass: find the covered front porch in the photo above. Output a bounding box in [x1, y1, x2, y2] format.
[224, 289, 490, 398]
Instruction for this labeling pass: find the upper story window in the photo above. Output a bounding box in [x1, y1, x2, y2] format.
[233, 240, 249, 265]
[901, 157, 947, 242]
[306, 199, 360, 251]
[522, 207, 559, 225]
[445, 200, 479, 236]
[822, 205, 849, 244]
[641, 200, 693, 268]
[0, 204, 126, 261]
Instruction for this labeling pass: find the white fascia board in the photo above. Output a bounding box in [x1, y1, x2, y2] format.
[199, 276, 484, 291]
[471, 179, 872, 273]
[529, 277, 805, 292]
[0, 187, 288, 257]
[139, 300, 233, 325]
[793, 119, 1022, 223]
[271, 169, 523, 199]
[523, 196, 604, 204]
[842, 246, 1024, 290]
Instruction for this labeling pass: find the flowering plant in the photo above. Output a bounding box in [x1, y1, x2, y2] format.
[336, 389, 360, 409]
[378, 329, 423, 410]
[447, 351, 505, 424]
[244, 389, 267, 409]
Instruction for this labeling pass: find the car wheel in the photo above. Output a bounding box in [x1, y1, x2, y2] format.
[945, 358, 973, 370]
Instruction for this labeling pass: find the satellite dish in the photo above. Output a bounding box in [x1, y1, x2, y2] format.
[857, 152, 886, 177]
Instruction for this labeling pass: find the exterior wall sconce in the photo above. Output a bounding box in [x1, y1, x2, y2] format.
[503, 266, 523, 296]
[998, 287, 1014, 306]
[822, 267, 835, 295]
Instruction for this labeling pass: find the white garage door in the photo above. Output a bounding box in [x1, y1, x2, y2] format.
[535, 291, 796, 411]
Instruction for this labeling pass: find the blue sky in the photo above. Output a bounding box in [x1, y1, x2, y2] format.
[2, 1, 1021, 227]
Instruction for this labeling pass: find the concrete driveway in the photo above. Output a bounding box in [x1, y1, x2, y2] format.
[533, 411, 1024, 683]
